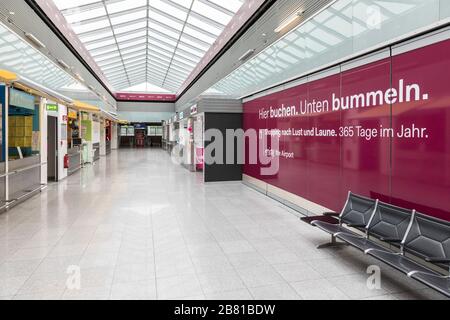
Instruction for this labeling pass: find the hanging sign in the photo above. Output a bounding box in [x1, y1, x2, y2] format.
[10, 88, 35, 110]
[68, 108, 77, 119]
[46, 104, 58, 112]
[190, 104, 198, 115]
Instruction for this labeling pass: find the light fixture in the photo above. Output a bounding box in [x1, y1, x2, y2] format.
[239, 49, 255, 62]
[74, 73, 84, 82]
[57, 59, 70, 69]
[8, 11, 15, 15]
[24, 32, 46, 49]
[274, 10, 305, 33]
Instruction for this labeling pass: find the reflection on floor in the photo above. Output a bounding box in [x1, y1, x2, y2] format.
[0, 149, 447, 300]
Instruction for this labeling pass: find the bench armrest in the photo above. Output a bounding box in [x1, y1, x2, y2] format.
[379, 237, 402, 243]
[424, 257, 450, 265]
[322, 212, 340, 217]
[347, 223, 366, 228]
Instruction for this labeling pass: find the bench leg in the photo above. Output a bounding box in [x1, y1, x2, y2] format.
[317, 235, 348, 249]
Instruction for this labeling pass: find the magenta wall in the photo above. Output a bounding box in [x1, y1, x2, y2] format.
[243, 38, 450, 221]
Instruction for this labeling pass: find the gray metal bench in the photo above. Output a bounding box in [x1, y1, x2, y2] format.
[337, 202, 413, 253]
[306, 193, 450, 298]
[367, 212, 450, 297]
[310, 192, 378, 248]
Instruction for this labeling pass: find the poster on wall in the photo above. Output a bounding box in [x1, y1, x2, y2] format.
[243, 38, 450, 220]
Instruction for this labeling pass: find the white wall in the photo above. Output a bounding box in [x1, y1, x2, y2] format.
[58, 104, 68, 181]
[111, 122, 118, 150]
[100, 119, 106, 156]
[40, 98, 48, 185]
[117, 101, 175, 123]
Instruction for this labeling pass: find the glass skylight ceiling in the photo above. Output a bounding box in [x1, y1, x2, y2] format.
[52, 0, 246, 93]
[0, 22, 85, 99]
[206, 0, 450, 99]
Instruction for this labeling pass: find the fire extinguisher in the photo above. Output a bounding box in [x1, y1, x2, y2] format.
[64, 154, 69, 169]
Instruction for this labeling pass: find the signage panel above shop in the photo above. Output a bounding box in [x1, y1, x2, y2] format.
[115, 93, 177, 102]
[10, 88, 35, 110]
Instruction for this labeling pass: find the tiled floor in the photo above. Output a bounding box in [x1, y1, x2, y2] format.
[0, 149, 447, 300]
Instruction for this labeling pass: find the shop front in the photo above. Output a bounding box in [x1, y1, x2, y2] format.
[0, 69, 77, 210]
[105, 119, 112, 155]
[66, 107, 81, 176]
[7, 87, 42, 202]
[174, 105, 204, 173]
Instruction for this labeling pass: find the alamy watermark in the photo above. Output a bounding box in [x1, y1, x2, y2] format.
[171, 128, 280, 176]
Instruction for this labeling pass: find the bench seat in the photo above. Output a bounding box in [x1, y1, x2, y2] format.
[410, 272, 450, 298]
[311, 220, 358, 237]
[336, 233, 390, 253]
[367, 249, 437, 275]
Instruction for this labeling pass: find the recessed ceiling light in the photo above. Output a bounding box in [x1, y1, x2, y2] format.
[9, 11, 15, 15]
[274, 10, 305, 33]
[24, 33, 46, 49]
[239, 49, 255, 62]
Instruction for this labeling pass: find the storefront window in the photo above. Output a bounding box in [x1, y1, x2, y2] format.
[8, 88, 40, 161]
[67, 108, 80, 147]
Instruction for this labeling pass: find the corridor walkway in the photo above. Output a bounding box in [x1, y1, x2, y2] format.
[0, 149, 446, 300]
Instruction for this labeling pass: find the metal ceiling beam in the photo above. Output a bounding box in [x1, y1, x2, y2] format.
[101, 0, 131, 87]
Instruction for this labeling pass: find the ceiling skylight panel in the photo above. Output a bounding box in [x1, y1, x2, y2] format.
[207, 0, 244, 13]
[85, 38, 116, 50]
[106, 0, 147, 14]
[79, 30, 114, 43]
[64, 6, 107, 24]
[148, 23, 181, 40]
[120, 47, 147, 59]
[148, 48, 173, 60]
[170, 60, 193, 73]
[71, 19, 111, 34]
[98, 56, 122, 67]
[175, 45, 203, 59]
[191, 1, 232, 25]
[118, 38, 146, 50]
[148, 52, 171, 64]
[149, 33, 178, 47]
[169, 0, 193, 9]
[110, 10, 147, 25]
[150, 0, 188, 21]
[171, 54, 196, 67]
[182, 26, 215, 44]
[94, 51, 120, 62]
[120, 44, 147, 56]
[121, 55, 147, 66]
[150, 40, 176, 53]
[114, 21, 147, 35]
[186, 15, 223, 36]
[150, 12, 185, 31]
[174, 51, 200, 64]
[116, 31, 147, 44]
[103, 63, 126, 73]
[167, 65, 189, 77]
[179, 35, 210, 51]
[178, 43, 205, 59]
[90, 45, 119, 58]
[53, 0, 98, 11]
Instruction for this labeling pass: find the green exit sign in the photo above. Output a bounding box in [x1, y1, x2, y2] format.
[47, 104, 58, 112]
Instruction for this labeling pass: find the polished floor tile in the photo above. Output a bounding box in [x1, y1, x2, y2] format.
[0, 149, 447, 300]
